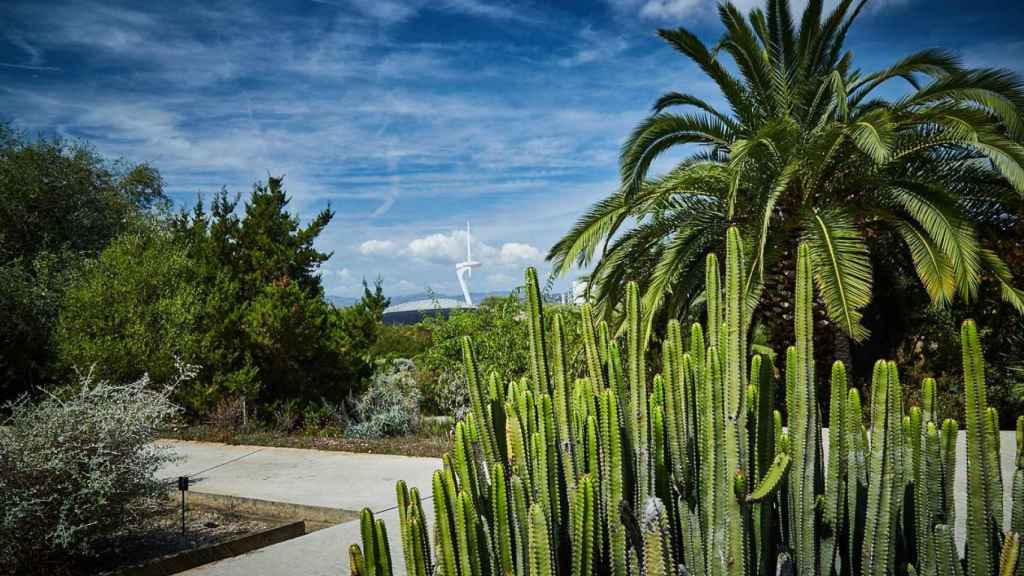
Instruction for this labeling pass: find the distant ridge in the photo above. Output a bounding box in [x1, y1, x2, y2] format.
[327, 290, 514, 308]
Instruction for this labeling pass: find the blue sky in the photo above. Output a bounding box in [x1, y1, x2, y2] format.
[2, 0, 1023, 299]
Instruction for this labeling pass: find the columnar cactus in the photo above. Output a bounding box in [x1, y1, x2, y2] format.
[350, 227, 1024, 576]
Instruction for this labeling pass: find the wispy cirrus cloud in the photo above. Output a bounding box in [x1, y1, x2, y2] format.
[359, 239, 399, 256]
[0, 0, 1012, 297]
[604, 0, 913, 21]
[323, 0, 542, 25]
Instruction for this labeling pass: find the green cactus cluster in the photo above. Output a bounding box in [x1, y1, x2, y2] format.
[350, 226, 1024, 576]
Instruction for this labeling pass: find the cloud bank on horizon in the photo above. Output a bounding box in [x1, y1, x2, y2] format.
[1, 0, 1021, 297]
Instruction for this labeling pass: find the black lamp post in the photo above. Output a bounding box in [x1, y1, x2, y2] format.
[177, 476, 189, 535]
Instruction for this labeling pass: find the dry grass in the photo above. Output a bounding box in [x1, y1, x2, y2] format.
[161, 425, 452, 458]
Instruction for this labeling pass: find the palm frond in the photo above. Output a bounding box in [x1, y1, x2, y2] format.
[657, 27, 754, 120]
[748, 160, 799, 291]
[547, 192, 631, 277]
[823, 0, 868, 70]
[651, 92, 740, 132]
[620, 113, 733, 196]
[899, 68, 1024, 117]
[845, 107, 894, 163]
[639, 223, 718, 343]
[980, 248, 1024, 314]
[809, 0, 854, 72]
[801, 207, 873, 340]
[970, 129, 1024, 195]
[767, 0, 796, 71]
[794, 0, 824, 78]
[718, 3, 775, 113]
[882, 185, 983, 300]
[848, 48, 964, 106]
[893, 219, 956, 304]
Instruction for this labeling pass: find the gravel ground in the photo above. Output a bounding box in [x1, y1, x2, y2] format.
[79, 505, 277, 575]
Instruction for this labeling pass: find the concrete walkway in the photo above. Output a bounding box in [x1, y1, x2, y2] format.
[160, 429, 1021, 575]
[157, 440, 440, 575]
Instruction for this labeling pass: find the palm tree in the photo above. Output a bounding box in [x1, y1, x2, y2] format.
[548, 0, 1024, 349]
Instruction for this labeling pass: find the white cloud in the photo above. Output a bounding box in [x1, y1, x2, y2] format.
[320, 0, 540, 26]
[605, 0, 907, 21]
[404, 230, 541, 266]
[487, 272, 515, 285]
[337, 0, 417, 23]
[359, 239, 398, 255]
[441, 0, 542, 25]
[559, 25, 630, 67]
[499, 242, 541, 263]
[396, 279, 419, 292]
[406, 230, 478, 263]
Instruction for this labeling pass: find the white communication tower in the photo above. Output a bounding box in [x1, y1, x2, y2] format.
[455, 221, 481, 306]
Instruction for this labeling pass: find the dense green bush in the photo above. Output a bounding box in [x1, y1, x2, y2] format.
[167, 179, 388, 415]
[415, 293, 582, 414]
[353, 232, 1024, 576]
[347, 359, 421, 439]
[0, 125, 167, 398]
[0, 370, 182, 572]
[370, 324, 432, 362]
[55, 230, 201, 387]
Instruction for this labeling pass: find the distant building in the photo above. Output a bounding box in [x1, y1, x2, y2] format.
[382, 298, 475, 325]
[572, 280, 588, 305]
[383, 221, 483, 325]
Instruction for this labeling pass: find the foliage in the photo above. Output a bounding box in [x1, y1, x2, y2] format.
[347, 359, 421, 439]
[169, 177, 380, 414]
[371, 324, 433, 362]
[415, 293, 582, 414]
[54, 229, 202, 388]
[548, 0, 1024, 351]
[0, 125, 167, 398]
[417, 294, 532, 382]
[335, 278, 392, 370]
[0, 370, 183, 572]
[352, 228, 1024, 576]
[0, 253, 71, 399]
[428, 367, 470, 421]
[876, 221, 1024, 427]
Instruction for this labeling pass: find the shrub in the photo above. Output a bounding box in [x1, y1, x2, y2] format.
[169, 178, 376, 416]
[0, 370, 182, 572]
[205, 395, 247, 429]
[352, 232, 1024, 576]
[0, 125, 168, 397]
[55, 230, 202, 390]
[301, 399, 349, 436]
[370, 324, 431, 361]
[415, 292, 582, 415]
[426, 367, 469, 420]
[346, 359, 420, 439]
[267, 398, 302, 433]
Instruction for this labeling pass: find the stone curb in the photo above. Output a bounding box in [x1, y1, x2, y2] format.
[178, 490, 358, 529]
[114, 520, 306, 576]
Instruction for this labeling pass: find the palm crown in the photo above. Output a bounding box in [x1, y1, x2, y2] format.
[548, 0, 1024, 342]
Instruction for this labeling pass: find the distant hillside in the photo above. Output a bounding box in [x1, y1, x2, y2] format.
[327, 290, 516, 308]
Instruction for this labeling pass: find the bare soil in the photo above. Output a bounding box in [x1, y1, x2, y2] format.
[73, 505, 276, 575]
[163, 425, 452, 458]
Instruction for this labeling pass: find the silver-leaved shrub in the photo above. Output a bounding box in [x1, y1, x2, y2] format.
[0, 369, 183, 570]
[346, 358, 421, 438]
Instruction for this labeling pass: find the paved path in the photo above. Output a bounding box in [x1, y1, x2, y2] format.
[160, 429, 1020, 575]
[157, 440, 440, 575]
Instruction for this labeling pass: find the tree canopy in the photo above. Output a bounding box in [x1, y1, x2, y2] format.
[548, 0, 1024, 351]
